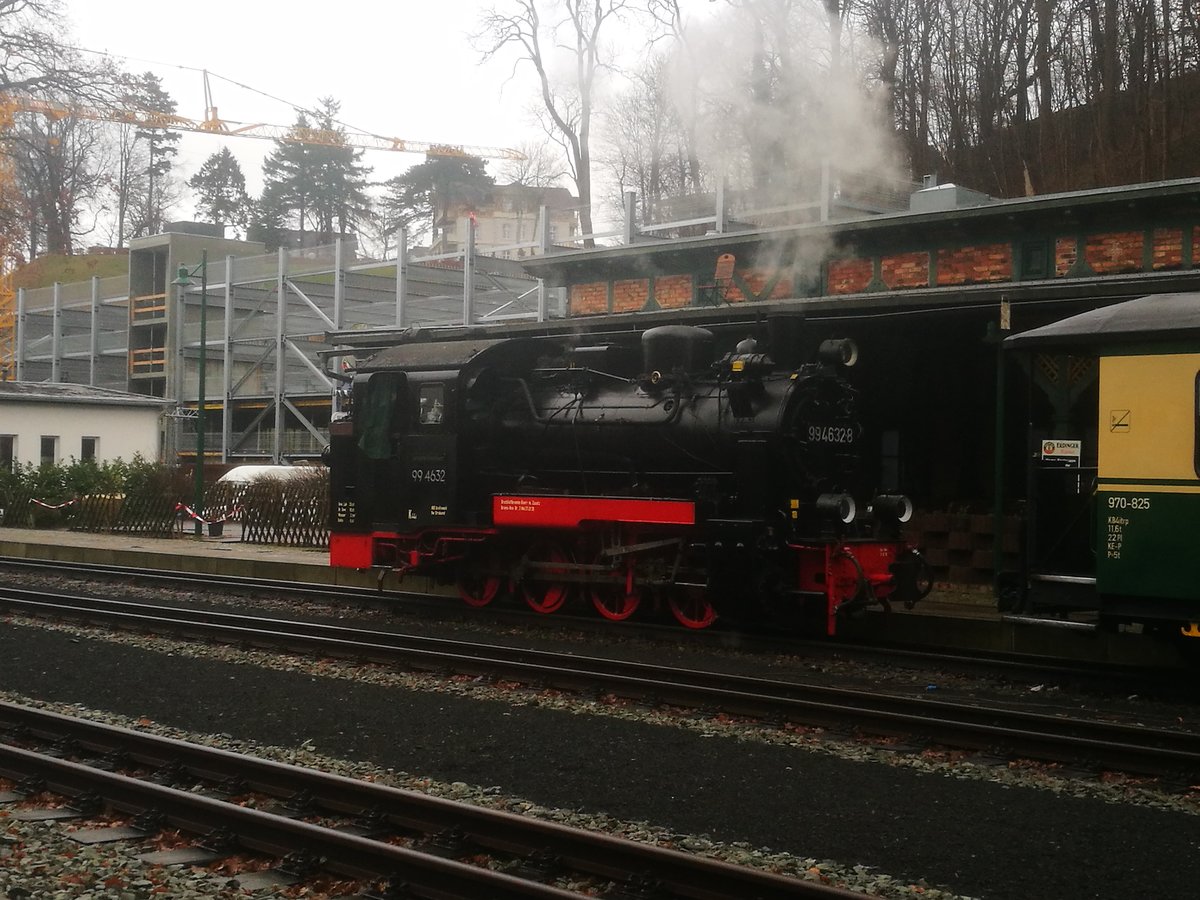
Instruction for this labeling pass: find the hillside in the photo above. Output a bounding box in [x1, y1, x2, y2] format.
[13, 253, 129, 291]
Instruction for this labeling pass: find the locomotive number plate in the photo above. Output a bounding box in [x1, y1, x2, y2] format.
[410, 468, 447, 483]
[807, 425, 856, 444]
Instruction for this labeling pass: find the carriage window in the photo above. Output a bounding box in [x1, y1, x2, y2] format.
[419, 384, 445, 425]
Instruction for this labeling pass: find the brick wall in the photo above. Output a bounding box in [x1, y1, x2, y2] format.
[881, 251, 930, 289]
[1055, 237, 1077, 276]
[569, 281, 608, 316]
[613, 278, 650, 313]
[936, 243, 1013, 285]
[737, 269, 792, 300]
[564, 218, 1197, 318]
[653, 274, 692, 309]
[1085, 231, 1143, 274]
[828, 257, 873, 294]
[1153, 228, 1185, 270]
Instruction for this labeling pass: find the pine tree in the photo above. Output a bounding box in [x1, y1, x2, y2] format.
[189, 147, 250, 234]
[127, 72, 180, 236]
[379, 155, 493, 246]
[260, 112, 318, 242]
[310, 97, 373, 238]
[258, 99, 373, 246]
[246, 187, 286, 250]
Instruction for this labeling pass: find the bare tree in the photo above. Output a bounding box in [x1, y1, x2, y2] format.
[644, 0, 704, 192]
[476, 0, 629, 244]
[599, 54, 707, 225]
[9, 109, 106, 255]
[499, 139, 569, 187]
[0, 0, 91, 96]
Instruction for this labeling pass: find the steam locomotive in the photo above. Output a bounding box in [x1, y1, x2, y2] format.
[328, 324, 929, 633]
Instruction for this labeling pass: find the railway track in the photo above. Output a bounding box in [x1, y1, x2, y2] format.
[3, 585, 1198, 779]
[0, 702, 852, 899]
[0, 554, 1181, 688]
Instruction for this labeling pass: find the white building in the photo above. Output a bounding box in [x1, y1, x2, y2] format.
[436, 184, 579, 257]
[0, 382, 165, 470]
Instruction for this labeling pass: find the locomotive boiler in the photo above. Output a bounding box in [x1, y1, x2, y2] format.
[329, 324, 929, 633]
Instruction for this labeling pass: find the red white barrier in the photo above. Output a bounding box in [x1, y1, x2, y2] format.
[174, 503, 242, 526]
[29, 498, 77, 510]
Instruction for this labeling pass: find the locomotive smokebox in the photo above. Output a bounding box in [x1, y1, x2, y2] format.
[641, 325, 714, 375]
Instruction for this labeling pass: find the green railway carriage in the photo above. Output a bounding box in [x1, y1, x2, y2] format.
[1004, 292, 1200, 638]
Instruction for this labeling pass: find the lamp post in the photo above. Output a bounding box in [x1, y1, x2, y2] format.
[172, 250, 208, 536]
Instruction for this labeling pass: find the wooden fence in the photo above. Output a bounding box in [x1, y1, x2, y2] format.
[0, 468, 330, 547]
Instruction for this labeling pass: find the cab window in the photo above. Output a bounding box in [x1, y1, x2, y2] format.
[418, 384, 445, 426]
[357, 373, 407, 460]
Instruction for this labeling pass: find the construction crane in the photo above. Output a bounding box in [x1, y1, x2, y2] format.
[0, 86, 525, 161]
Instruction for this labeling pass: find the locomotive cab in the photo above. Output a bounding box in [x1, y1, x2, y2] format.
[339, 372, 459, 527]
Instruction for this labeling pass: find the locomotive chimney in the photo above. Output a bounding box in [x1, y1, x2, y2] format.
[641, 325, 715, 376]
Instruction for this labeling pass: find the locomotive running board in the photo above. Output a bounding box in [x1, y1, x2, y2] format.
[1001, 614, 1098, 632]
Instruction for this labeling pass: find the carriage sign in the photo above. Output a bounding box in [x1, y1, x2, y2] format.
[1041, 439, 1082, 467]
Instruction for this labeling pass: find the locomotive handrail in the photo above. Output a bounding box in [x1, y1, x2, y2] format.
[531, 365, 637, 385]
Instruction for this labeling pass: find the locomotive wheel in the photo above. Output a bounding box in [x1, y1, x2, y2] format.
[457, 571, 502, 608]
[590, 580, 640, 621]
[588, 549, 640, 621]
[521, 542, 572, 615]
[668, 585, 717, 629]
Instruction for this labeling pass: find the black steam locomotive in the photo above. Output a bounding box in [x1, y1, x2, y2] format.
[328, 324, 929, 633]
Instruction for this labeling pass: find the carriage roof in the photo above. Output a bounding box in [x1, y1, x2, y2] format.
[1005, 292, 1200, 350]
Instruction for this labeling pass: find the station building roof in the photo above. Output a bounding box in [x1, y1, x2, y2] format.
[0, 381, 167, 407]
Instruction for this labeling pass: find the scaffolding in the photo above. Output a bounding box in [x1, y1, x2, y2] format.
[10, 215, 555, 464]
[0, 265, 12, 380]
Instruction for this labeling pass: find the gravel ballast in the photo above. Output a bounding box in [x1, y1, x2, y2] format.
[0, 620, 1198, 899]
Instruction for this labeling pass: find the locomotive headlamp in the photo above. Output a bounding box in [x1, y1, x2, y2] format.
[816, 492, 857, 524]
[818, 339, 859, 367]
[872, 494, 914, 523]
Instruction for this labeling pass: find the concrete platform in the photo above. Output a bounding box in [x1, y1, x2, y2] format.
[0, 526, 378, 589]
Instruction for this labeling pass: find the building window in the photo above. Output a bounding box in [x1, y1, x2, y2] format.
[502, 223, 512, 240]
[40, 436, 58, 466]
[81, 436, 98, 461]
[549, 225, 557, 240]
[0, 436, 13, 473]
[1018, 238, 1050, 280]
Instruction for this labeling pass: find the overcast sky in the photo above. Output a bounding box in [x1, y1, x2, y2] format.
[62, 0, 565, 213]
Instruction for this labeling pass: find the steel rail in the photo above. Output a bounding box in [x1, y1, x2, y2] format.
[0, 702, 857, 899]
[2, 554, 1180, 686]
[3, 555, 1177, 683]
[5, 588, 1200, 777]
